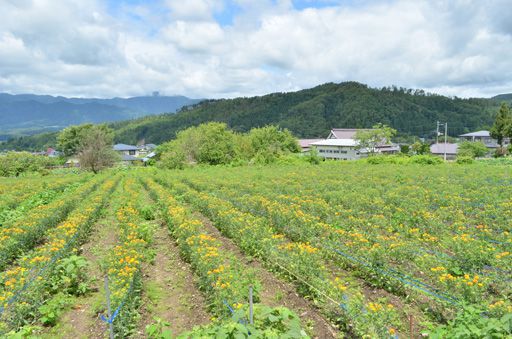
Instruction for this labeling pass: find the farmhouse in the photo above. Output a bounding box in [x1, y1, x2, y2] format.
[310, 138, 367, 160]
[459, 130, 509, 148]
[430, 143, 458, 160]
[306, 128, 399, 160]
[113, 143, 139, 156]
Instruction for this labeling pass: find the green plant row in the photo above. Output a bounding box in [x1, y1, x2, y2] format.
[144, 178, 258, 319]
[102, 176, 155, 338]
[0, 176, 118, 334]
[154, 174, 401, 338]
[0, 175, 104, 271]
[0, 175, 86, 218]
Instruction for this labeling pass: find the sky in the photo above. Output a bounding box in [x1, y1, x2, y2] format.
[0, 0, 511, 99]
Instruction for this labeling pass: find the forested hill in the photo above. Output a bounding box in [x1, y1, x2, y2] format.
[492, 93, 512, 102]
[2, 82, 500, 150]
[112, 82, 498, 143]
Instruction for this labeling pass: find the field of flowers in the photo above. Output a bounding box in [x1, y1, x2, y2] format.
[0, 161, 510, 338]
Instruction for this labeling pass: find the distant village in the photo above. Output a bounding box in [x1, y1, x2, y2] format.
[299, 128, 510, 160]
[1, 127, 510, 167]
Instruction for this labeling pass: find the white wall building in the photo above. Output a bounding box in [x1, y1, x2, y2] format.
[309, 139, 368, 160]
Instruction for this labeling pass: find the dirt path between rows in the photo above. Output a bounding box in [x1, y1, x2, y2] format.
[134, 214, 210, 337]
[43, 208, 119, 339]
[193, 212, 339, 339]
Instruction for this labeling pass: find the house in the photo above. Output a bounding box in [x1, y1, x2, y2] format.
[430, 143, 458, 160]
[327, 128, 369, 139]
[121, 154, 143, 163]
[298, 139, 323, 153]
[113, 144, 139, 156]
[459, 131, 509, 148]
[142, 151, 156, 163]
[310, 128, 399, 160]
[46, 148, 60, 157]
[309, 139, 368, 160]
[137, 143, 157, 156]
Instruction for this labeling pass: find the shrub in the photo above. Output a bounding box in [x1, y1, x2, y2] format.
[458, 141, 488, 158]
[456, 156, 474, 164]
[409, 155, 443, 164]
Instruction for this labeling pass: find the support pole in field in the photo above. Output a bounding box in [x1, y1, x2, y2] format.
[409, 314, 414, 339]
[104, 276, 115, 339]
[249, 285, 254, 325]
[444, 122, 448, 161]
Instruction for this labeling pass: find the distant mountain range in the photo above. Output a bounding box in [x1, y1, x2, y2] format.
[1, 82, 510, 151]
[0, 93, 201, 140]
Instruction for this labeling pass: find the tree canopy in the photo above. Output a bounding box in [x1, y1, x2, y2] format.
[158, 123, 300, 169]
[354, 123, 397, 155]
[76, 125, 118, 173]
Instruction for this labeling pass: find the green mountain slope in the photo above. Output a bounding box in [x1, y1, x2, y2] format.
[492, 93, 512, 102]
[1, 82, 499, 150]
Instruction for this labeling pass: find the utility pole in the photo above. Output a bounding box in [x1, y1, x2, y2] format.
[436, 121, 440, 144]
[444, 122, 448, 161]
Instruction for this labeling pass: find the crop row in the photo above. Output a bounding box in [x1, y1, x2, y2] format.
[0, 176, 117, 333]
[0, 175, 105, 271]
[144, 177, 257, 319]
[176, 167, 511, 313]
[153, 173, 402, 338]
[0, 175, 87, 217]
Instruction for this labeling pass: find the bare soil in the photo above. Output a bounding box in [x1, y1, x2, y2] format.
[135, 224, 210, 337]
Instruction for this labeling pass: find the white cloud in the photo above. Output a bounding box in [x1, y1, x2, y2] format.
[0, 0, 511, 98]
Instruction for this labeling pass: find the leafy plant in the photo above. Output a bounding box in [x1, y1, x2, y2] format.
[145, 317, 173, 339]
[428, 305, 512, 338]
[50, 255, 90, 296]
[38, 293, 71, 326]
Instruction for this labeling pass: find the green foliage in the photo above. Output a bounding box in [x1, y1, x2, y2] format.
[366, 154, 442, 165]
[409, 154, 443, 164]
[159, 122, 237, 168]
[246, 125, 300, 162]
[77, 125, 119, 174]
[399, 144, 410, 154]
[57, 124, 94, 156]
[428, 305, 512, 338]
[490, 103, 511, 147]
[306, 148, 321, 165]
[38, 293, 72, 326]
[458, 141, 488, 158]
[354, 123, 397, 154]
[411, 141, 431, 155]
[178, 305, 307, 338]
[3, 82, 500, 150]
[158, 123, 300, 169]
[49, 255, 90, 296]
[0, 152, 57, 177]
[145, 317, 173, 339]
[456, 156, 474, 164]
[140, 205, 156, 221]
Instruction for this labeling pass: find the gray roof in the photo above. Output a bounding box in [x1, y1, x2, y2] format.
[459, 130, 490, 137]
[114, 143, 138, 151]
[430, 143, 458, 154]
[329, 128, 371, 139]
[121, 154, 142, 161]
[298, 139, 323, 148]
